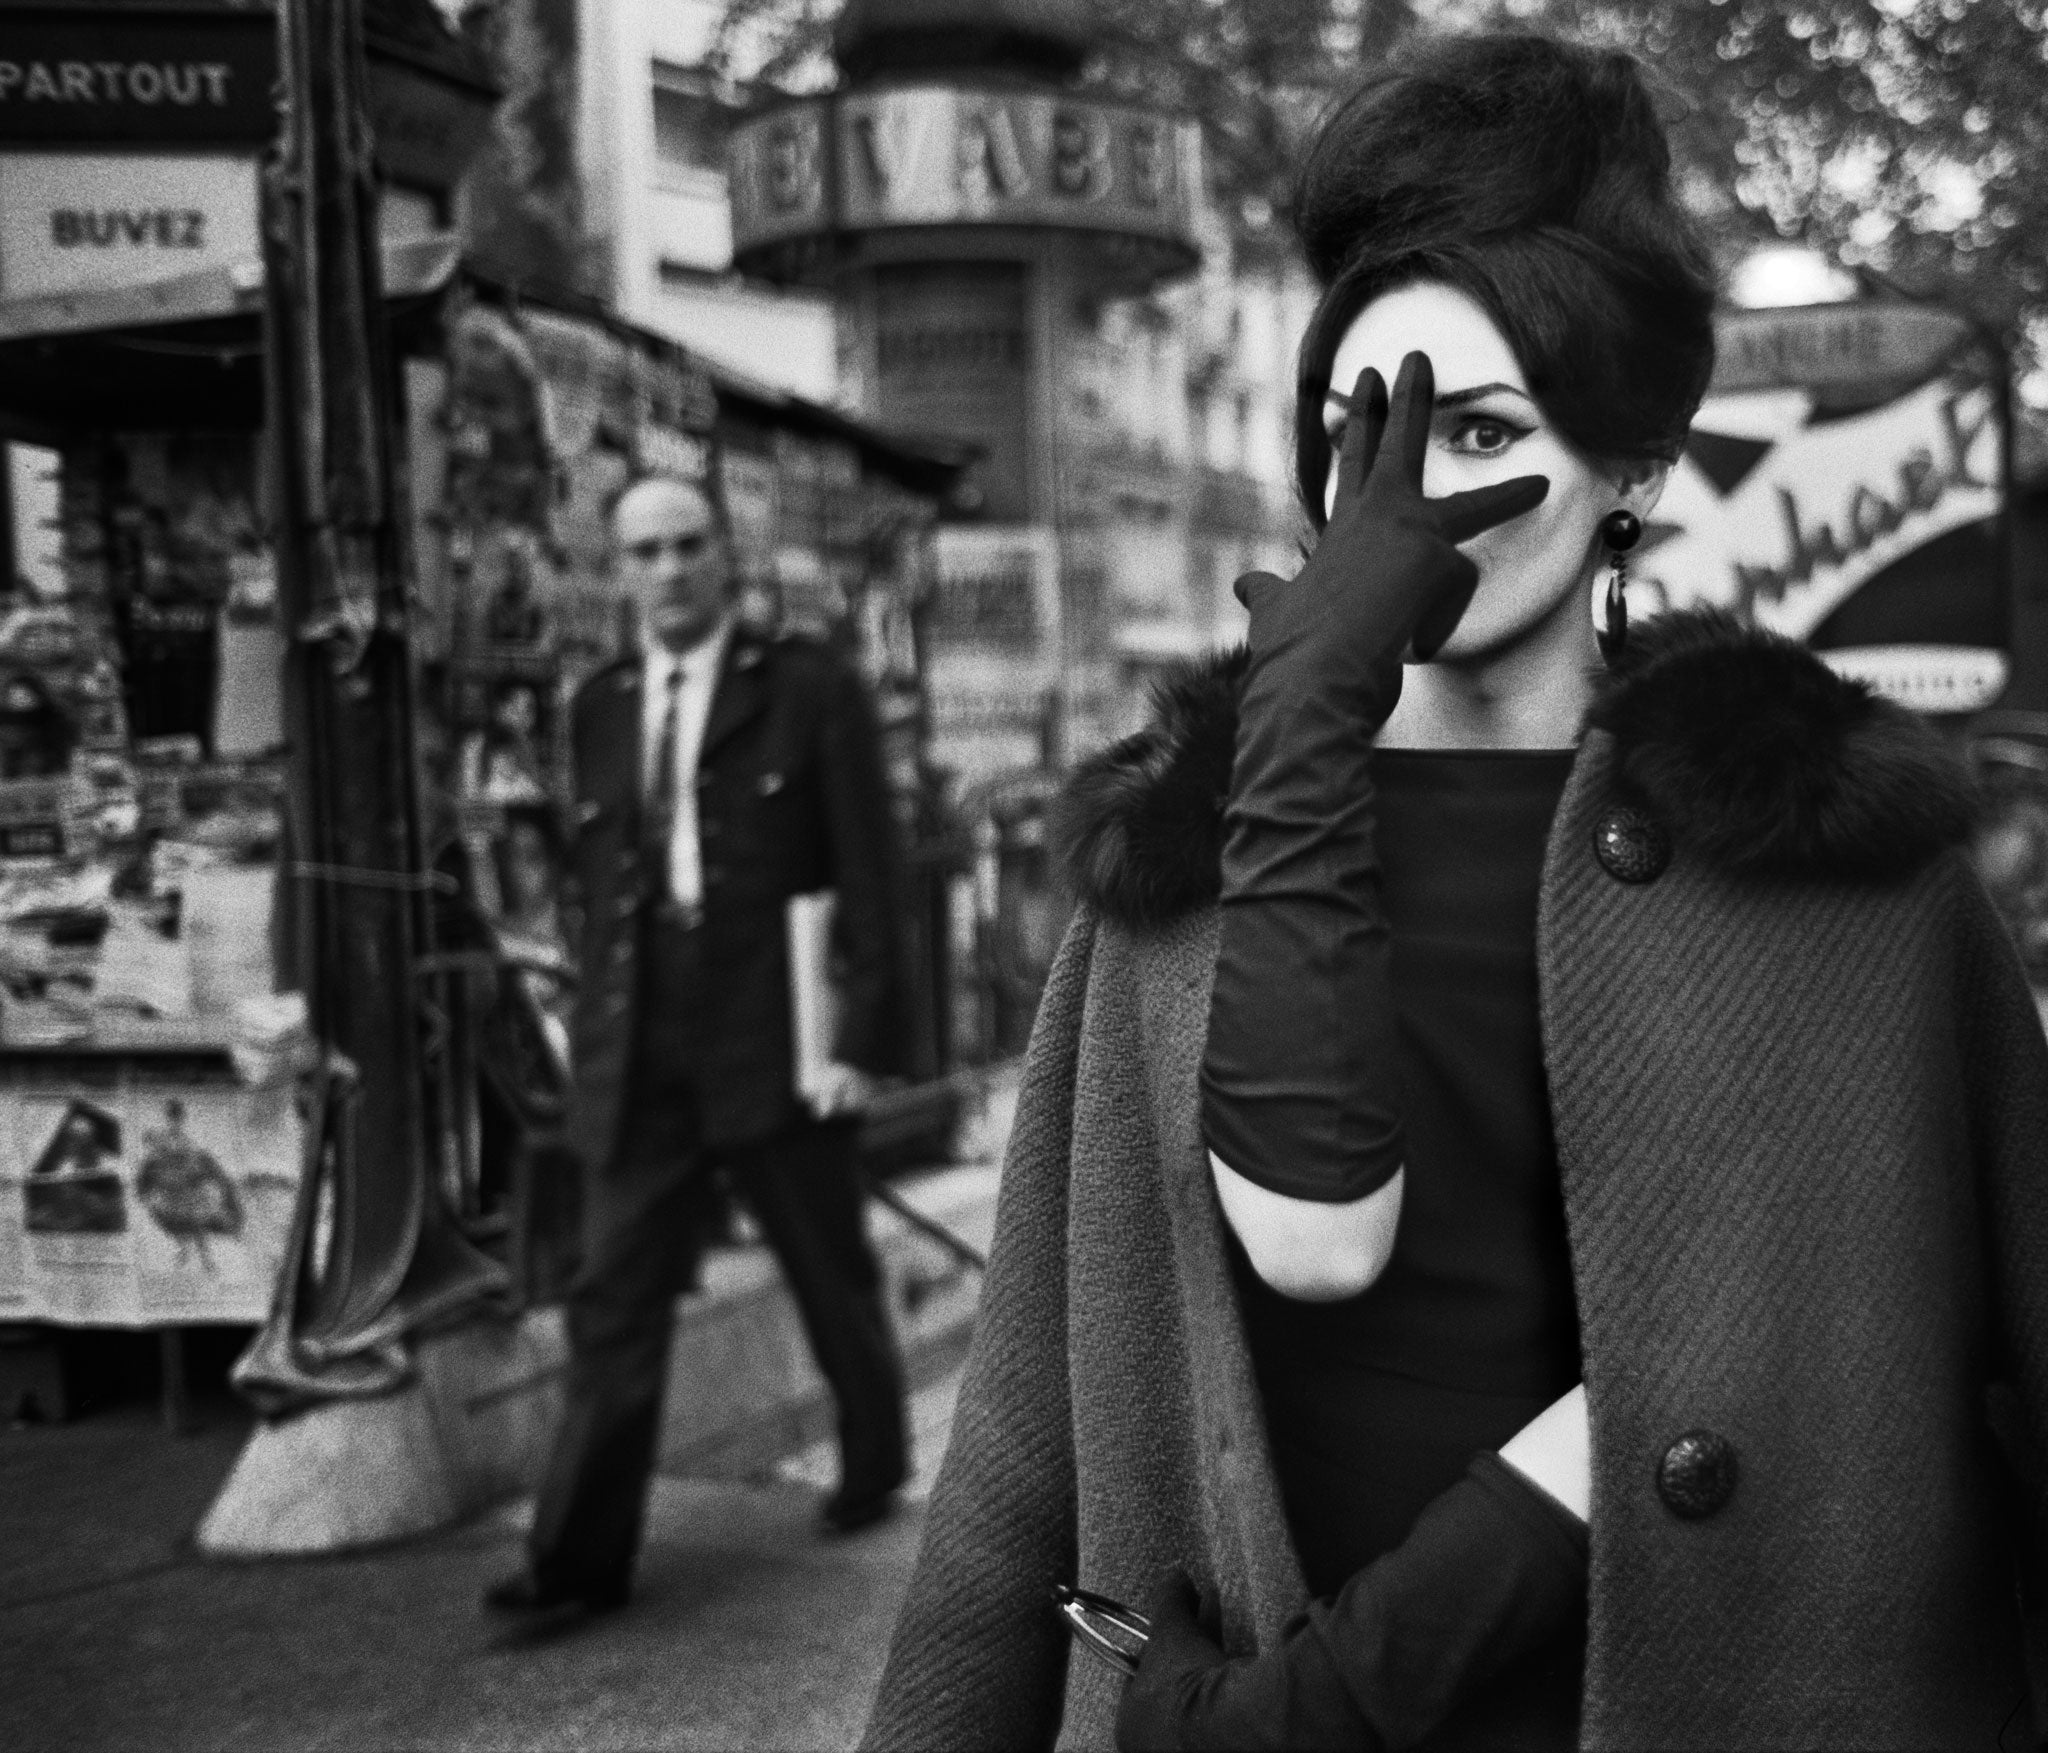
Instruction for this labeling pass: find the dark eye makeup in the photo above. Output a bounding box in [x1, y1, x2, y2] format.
[1321, 385, 1535, 458]
[1445, 413, 1532, 456]
[1320, 414, 1531, 462]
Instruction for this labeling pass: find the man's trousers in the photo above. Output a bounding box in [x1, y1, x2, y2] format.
[526, 910, 908, 1598]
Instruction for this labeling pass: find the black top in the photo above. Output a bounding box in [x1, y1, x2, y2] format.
[1231, 747, 1584, 1744]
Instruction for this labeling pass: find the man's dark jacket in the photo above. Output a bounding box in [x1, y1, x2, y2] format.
[564, 624, 906, 1158]
[862, 612, 2048, 1751]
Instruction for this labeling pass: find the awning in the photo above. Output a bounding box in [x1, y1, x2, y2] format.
[0, 235, 464, 435]
[0, 235, 972, 496]
[0, 234, 465, 347]
[707, 362, 976, 498]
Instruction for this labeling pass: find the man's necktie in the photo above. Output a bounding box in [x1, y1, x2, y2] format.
[645, 661, 683, 891]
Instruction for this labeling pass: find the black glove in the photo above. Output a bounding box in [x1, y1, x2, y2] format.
[1114, 1571, 1365, 1753]
[1113, 1458, 1588, 1753]
[1200, 352, 1548, 1201]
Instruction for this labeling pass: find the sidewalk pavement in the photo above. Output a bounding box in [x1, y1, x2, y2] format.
[1, 1397, 953, 1752]
[1, 1068, 1018, 1752]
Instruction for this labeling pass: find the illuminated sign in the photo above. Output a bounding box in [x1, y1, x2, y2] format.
[1642, 376, 1999, 639]
[1820, 646, 2009, 715]
[1643, 333, 2007, 712]
[0, 153, 261, 299]
[729, 84, 1202, 281]
[1710, 302, 1975, 395]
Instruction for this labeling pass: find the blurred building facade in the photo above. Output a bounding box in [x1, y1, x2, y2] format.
[567, 0, 840, 398]
[565, 0, 1313, 783]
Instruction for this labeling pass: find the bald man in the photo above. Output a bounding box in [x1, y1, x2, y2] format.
[487, 477, 911, 1618]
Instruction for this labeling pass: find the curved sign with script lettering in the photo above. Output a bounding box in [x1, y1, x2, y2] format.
[1635, 301, 2007, 713]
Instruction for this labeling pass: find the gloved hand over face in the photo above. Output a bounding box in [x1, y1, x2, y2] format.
[1238, 349, 1554, 702]
[1201, 351, 1548, 1203]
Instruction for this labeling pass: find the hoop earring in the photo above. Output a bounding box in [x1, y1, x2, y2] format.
[1596, 509, 1641, 665]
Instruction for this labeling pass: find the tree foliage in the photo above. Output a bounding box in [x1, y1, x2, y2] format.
[1463, 0, 2048, 369]
[451, 0, 598, 297]
[1068, 0, 1417, 228]
[707, 0, 2048, 386]
[704, 0, 1415, 229]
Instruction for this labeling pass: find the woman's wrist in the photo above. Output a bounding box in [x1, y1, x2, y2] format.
[1496, 1382, 1590, 1522]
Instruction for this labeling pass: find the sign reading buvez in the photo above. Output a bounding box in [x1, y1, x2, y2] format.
[51, 207, 207, 249]
[0, 16, 271, 142]
[0, 155, 260, 298]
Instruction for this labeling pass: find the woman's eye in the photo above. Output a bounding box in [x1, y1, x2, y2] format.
[1445, 416, 1527, 457]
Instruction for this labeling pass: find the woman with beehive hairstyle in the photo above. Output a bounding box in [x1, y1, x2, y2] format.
[863, 32, 2048, 1752]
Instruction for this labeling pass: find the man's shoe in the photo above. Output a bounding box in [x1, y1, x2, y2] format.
[482, 1570, 629, 1616]
[819, 1483, 899, 1535]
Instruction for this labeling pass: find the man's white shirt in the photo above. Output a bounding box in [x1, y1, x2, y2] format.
[641, 617, 731, 911]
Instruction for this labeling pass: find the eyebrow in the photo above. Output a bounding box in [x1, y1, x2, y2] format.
[1325, 381, 1534, 413]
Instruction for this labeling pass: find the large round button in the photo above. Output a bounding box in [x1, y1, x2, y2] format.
[1657, 1429, 1737, 1519]
[1593, 803, 1671, 884]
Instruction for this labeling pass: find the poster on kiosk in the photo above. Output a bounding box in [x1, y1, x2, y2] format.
[1634, 300, 2007, 715]
[0, 1067, 302, 1328]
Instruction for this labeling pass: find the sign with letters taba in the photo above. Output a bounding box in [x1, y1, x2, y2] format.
[728, 84, 1202, 276]
[833, 88, 1193, 233]
[0, 14, 271, 144]
[0, 153, 260, 300]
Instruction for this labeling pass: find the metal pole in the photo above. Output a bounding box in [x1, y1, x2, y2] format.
[859, 1171, 987, 1273]
[261, 0, 470, 1358]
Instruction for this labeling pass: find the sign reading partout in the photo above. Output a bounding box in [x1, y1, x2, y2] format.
[0, 16, 272, 143]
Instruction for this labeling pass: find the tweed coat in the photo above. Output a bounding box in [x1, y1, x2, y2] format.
[564, 624, 906, 1158]
[863, 614, 2048, 1752]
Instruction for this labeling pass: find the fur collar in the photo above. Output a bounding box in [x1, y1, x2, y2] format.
[1055, 610, 1977, 929]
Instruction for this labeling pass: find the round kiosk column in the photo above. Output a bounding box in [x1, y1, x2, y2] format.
[727, 0, 1205, 778]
